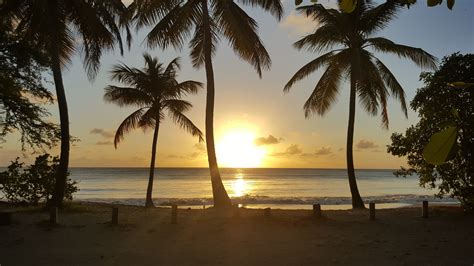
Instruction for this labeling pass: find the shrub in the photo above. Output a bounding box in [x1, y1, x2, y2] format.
[0, 154, 78, 205]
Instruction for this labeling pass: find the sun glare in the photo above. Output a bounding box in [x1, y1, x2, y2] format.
[217, 129, 266, 168]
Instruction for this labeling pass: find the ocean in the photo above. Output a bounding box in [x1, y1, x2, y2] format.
[68, 168, 456, 209]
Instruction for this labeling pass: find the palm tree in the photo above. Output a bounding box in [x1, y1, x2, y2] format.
[2, 0, 131, 207]
[104, 54, 204, 207]
[129, 0, 283, 208]
[284, 1, 437, 209]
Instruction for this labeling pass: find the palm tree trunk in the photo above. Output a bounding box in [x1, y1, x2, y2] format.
[49, 49, 70, 208]
[202, 0, 232, 208]
[347, 56, 365, 209]
[145, 121, 160, 208]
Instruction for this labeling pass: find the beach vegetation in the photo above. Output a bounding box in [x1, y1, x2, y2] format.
[0, 0, 131, 208]
[388, 53, 474, 212]
[0, 154, 78, 205]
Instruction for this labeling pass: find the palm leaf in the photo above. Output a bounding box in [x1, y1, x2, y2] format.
[366, 37, 438, 69]
[284, 50, 336, 92]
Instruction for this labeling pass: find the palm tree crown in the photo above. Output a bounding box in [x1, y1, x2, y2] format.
[105, 54, 204, 147]
[285, 0, 437, 127]
[284, 0, 437, 209]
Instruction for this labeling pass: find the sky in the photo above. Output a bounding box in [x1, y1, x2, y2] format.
[1, 0, 473, 169]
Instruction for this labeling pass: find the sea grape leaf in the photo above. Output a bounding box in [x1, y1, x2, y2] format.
[427, 0, 442, 7]
[340, 0, 357, 13]
[295, 0, 303, 6]
[447, 0, 455, 9]
[423, 126, 458, 165]
[448, 82, 474, 88]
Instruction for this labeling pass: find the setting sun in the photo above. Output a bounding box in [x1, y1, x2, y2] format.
[217, 130, 266, 168]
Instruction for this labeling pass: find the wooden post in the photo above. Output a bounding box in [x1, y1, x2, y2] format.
[264, 207, 271, 218]
[313, 204, 322, 218]
[422, 200, 428, 218]
[233, 205, 240, 218]
[50, 207, 58, 225]
[369, 202, 376, 221]
[0, 211, 12, 226]
[171, 204, 177, 224]
[111, 207, 119, 225]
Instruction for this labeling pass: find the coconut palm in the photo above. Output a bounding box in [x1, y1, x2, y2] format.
[104, 54, 204, 207]
[2, 0, 131, 207]
[284, 1, 437, 209]
[129, 0, 283, 208]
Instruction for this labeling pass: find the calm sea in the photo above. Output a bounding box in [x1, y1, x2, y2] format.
[67, 168, 456, 209]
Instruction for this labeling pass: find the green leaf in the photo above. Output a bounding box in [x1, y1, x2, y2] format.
[427, 0, 442, 7]
[310, 0, 318, 2]
[447, 0, 455, 9]
[423, 126, 458, 165]
[295, 0, 303, 5]
[448, 82, 474, 88]
[340, 0, 357, 13]
[451, 108, 459, 119]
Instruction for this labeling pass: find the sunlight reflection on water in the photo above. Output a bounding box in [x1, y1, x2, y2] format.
[231, 173, 252, 197]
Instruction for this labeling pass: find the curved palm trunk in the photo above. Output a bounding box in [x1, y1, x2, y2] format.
[145, 121, 160, 208]
[202, 0, 232, 208]
[347, 56, 365, 209]
[49, 48, 70, 208]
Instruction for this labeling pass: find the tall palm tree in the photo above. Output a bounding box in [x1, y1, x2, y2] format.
[129, 0, 283, 208]
[2, 0, 131, 207]
[284, 1, 437, 209]
[104, 54, 204, 207]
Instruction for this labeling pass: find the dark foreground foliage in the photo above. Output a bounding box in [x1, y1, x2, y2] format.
[0, 154, 78, 205]
[388, 53, 474, 212]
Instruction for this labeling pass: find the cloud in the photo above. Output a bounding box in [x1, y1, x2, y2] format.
[301, 146, 333, 158]
[356, 139, 379, 150]
[271, 144, 302, 157]
[90, 128, 114, 139]
[194, 143, 206, 152]
[96, 141, 113, 146]
[168, 143, 206, 160]
[254, 135, 282, 146]
[280, 11, 316, 35]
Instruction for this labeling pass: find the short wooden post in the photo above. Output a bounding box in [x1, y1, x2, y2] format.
[264, 207, 271, 218]
[50, 207, 58, 225]
[171, 204, 177, 224]
[369, 202, 376, 221]
[313, 204, 322, 218]
[233, 205, 241, 218]
[422, 200, 429, 218]
[111, 207, 119, 225]
[0, 211, 12, 226]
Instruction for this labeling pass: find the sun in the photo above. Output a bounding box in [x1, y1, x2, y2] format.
[217, 129, 266, 168]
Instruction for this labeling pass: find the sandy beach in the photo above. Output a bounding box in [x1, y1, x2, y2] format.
[1, 203, 473, 265]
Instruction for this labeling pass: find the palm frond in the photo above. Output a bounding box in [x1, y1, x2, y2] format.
[104, 85, 152, 107]
[236, 0, 283, 20]
[214, 0, 270, 77]
[372, 57, 408, 117]
[167, 106, 204, 142]
[366, 37, 438, 69]
[144, 0, 199, 50]
[189, 17, 220, 68]
[114, 107, 147, 148]
[294, 24, 344, 53]
[358, 0, 401, 36]
[284, 50, 336, 92]
[303, 51, 349, 117]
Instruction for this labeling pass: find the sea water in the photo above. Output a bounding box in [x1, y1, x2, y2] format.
[67, 168, 456, 209]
